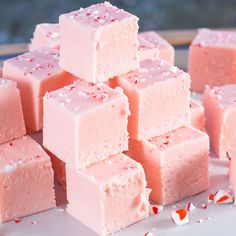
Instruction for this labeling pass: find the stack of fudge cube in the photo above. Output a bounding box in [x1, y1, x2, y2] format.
[0, 77, 55, 222]
[40, 1, 209, 231]
[188, 29, 236, 200]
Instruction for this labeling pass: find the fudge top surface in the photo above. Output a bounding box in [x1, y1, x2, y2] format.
[0, 78, 16, 88]
[138, 35, 157, 52]
[4, 48, 64, 80]
[149, 126, 208, 151]
[60, 2, 138, 28]
[34, 23, 60, 40]
[139, 31, 172, 49]
[118, 59, 189, 90]
[81, 153, 142, 185]
[45, 79, 128, 114]
[0, 136, 50, 173]
[205, 85, 236, 110]
[192, 28, 236, 48]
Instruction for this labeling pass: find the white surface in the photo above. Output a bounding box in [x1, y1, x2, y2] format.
[1, 155, 235, 236]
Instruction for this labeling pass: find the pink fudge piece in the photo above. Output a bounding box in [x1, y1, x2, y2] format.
[59, 2, 139, 82]
[110, 59, 190, 140]
[138, 35, 159, 61]
[127, 126, 209, 205]
[190, 98, 205, 131]
[46, 150, 66, 191]
[3, 48, 76, 132]
[140, 31, 175, 64]
[189, 28, 236, 92]
[66, 153, 150, 236]
[0, 79, 26, 144]
[203, 85, 236, 158]
[29, 23, 60, 51]
[43, 80, 129, 170]
[0, 136, 55, 222]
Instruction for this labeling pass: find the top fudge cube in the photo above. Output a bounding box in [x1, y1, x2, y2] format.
[43, 80, 129, 170]
[189, 28, 236, 92]
[3, 48, 76, 132]
[59, 2, 139, 82]
[0, 79, 26, 144]
[139, 31, 175, 64]
[110, 59, 191, 140]
[203, 84, 236, 158]
[29, 23, 60, 51]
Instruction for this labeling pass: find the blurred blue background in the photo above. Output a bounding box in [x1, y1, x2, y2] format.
[0, 0, 236, 43]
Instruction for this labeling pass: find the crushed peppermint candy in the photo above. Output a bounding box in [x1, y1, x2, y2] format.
[200, 204, 208, 209]
[213, 190, 234, 204]
[31, 220, 39, 224]
[186, 202, 196, 212]
[144, 232, 153, 236]
[149, 204, 164, 215]
[14, 218, 22, 224]
[171, 209, 189, 226]
[208, 193, 215, 203]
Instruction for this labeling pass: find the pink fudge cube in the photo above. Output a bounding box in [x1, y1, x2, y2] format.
[203, 85, 236, 158]
[189, 28, 236, 92]
[190, 98, 205, 131]
[0, 79, 26, 144]
[3, 48, 76, 132]
[66, 153, 150, 236]
[127, 126, 209, 205]
[43, 80, 129, 170]
[29, 23, 60, 51]
[110, 59, 190, 140]
[0, 136, 55, 222]
[139, 31, 175, 64]
[138, 35, 159, 61]
[59, 2, 139, 82]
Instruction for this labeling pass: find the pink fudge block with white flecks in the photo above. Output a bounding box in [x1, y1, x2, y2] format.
[189, 28, 236, 92]
[29, 23, 60, 51]
[190, 98, 205, 131]
[127, 126, 210, 205]
[203, 85, 236, 158]
[0, 79, 26, 144]
[138, 35, 159, 61]
[3, 48, 76, 132]
[139, 31, 175, 64]
[43, 80, 129, 170]
[59, 2, 139, 83]
[0, 136, 55, 222]
[66, 153, 150, 236]
[110, 59, 190, 140]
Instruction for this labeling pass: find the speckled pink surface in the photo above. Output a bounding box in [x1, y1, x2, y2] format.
[189, 28, 236, 92]
[138, 35, 159, 61]
[66, 153, 150, 236]
[29, 23, 60, 51]
[3, 48, 76, 132]
[127, 126, 210, 206]
[43, 80, 129, 170]
[0, 136, 55, 222]
[190, 98, 205, 131]
[139, 31, 175, 64]
[59, 2, 139, 82]
[0, 79, 26, 144]
[110, 59, 190, 140]
[229, 144, 236, 204]
[203, 84, 236, 158]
